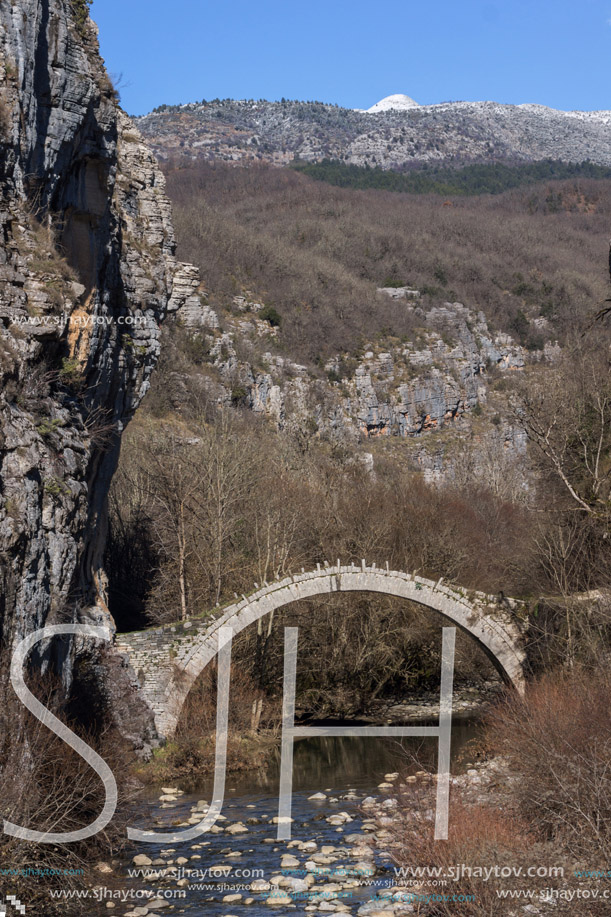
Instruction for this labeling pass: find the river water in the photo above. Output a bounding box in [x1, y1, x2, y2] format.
[110, 718, 480, 916]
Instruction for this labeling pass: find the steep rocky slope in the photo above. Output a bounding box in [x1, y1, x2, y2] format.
[0, 1, 200, 750]
[156, 288, 543, 490]
[137, 97, 611, 169]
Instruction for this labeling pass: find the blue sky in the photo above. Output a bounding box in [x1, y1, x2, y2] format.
[92, 0, 611, 116]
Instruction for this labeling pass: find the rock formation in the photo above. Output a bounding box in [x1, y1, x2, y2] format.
[165, 292, 539, 486]
[0, 0, 195, 753]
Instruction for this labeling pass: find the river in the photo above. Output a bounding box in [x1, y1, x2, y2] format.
[106, 718, 480, 916]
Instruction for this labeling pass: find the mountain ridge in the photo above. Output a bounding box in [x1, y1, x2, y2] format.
[137, 95, 611, 170]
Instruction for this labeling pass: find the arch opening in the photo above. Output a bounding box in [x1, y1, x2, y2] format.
[116, 566, 527, 739]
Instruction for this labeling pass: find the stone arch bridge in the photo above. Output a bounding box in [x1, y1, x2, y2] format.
[115, 563, 528, 738]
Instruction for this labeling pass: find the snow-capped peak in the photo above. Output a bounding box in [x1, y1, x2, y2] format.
[365, 94, 420, 113]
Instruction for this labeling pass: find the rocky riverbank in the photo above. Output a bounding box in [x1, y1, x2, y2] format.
[120, 777, 412, 915]
[364, 680, 504, 724]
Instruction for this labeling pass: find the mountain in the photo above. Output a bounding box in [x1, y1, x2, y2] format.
[137, 96, 611, 170]
[364, 93, 421, 113]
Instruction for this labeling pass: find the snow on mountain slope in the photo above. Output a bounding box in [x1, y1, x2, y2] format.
[138, 96, 611, 169]
[365, 93, 421, 113]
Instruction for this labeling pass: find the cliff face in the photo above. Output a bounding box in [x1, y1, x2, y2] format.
[163, 291, 543, 478]
[0, 1, 188, 748]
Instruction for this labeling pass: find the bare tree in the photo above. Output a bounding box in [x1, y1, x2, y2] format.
[516, 340, 611, 525]
[145, 428, 204, 621]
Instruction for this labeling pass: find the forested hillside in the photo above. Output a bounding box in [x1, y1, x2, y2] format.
[290, 157, 611, 196]
[164, 162, 610, 360]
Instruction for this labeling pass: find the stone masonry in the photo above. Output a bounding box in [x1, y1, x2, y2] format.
[116, 564, 528, 738]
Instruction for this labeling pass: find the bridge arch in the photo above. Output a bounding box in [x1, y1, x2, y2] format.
[116, 564, 527, 738]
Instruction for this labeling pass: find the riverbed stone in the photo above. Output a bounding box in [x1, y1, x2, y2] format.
[327, 813, 352, 826]
[266, 891, 293, 906]
[285, 877, 310, 893]
[251, 880, 271, 892]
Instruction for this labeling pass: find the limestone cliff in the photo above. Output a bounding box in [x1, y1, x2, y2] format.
[160, 291, 549, 487]
[0, 1, 191, 751]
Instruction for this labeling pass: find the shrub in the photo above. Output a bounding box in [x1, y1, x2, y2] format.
[58, 355, 84, 388]
[387, 791, 542, 916]
[259, 304, 282, 327]
[231, 385, 248, 405]
[36, 417, 64, 437]
[485, 667, 611, 859]
[70, 0, 92, 33]
[0, 669, 136, 914]
[510, 307, 529, 341]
